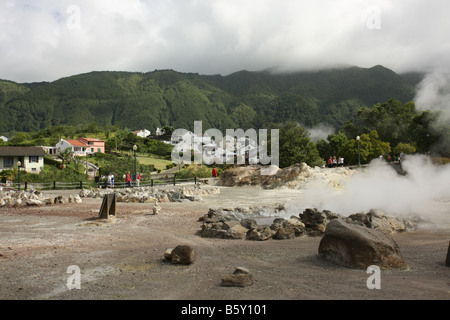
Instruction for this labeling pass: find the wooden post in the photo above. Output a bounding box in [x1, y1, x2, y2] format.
[99, 193, 117, 220]
[25, 181, 28, 191]
[173, 176, 176, 186]
[151, 179, 154, 187]
[80, 181, 83, 189]
[53, 181, 56, 190]
[446, 242, 450, 267]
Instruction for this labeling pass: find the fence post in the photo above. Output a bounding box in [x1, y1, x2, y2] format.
[194, 176, 197, 185]
[25, 181, 28, 191]
[53, 181, 56, 190]
[80, 181, 83, 189]
[173, 176, 176, 186]
[151, 179, 153, 187]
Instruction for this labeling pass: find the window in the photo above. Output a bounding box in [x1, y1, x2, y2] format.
[3, 157, 13, 168]
[97, 148, 101, 152]
[32, 168, 37, 172]
[29, 156, 39, 163]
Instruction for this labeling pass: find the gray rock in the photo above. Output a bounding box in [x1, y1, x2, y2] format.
[318, 219, 409, 270]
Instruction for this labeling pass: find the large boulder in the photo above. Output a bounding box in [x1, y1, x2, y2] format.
[318, 219, 409, 270]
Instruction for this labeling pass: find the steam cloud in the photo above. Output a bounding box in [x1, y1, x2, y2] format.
[414, 71, 450, 153]
[307, 124, 335, 143]
[288, 155, 450, 226]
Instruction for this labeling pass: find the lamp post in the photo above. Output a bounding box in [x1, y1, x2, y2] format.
[356, 136, 361, 167]
[133, 145, 137, 187]
[17, 161, 21, 191]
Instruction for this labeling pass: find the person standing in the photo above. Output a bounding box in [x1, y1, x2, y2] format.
[125, 172, 132, 187]
[136, 172, 140, 187]
[108, 173, 115, 188]
[328, 156, 333, 168]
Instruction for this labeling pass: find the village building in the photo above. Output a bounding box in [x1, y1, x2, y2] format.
[0, 146, 45, 174]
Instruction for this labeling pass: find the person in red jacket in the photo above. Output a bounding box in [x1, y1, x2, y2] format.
[212, 168, 217, 178]
[125, 172, 132, 187]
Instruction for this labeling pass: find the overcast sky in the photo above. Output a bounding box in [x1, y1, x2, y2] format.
[1, 0, 449, 83]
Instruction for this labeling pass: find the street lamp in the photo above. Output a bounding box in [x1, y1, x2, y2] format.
[17, 161, 21, 191]
[356, 136, 361, 167]
[133, 145, 137, 187]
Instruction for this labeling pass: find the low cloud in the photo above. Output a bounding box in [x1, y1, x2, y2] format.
[1, 1, 450, 82]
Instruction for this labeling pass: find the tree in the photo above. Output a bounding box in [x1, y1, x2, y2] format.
[58, 148, 73, 169]
[315, 131, 348, 160]
[357, 99, 416, 146]
[393, 142, 416, 156]
[276, 121, 322, 168]
[338, 130, 391, 165]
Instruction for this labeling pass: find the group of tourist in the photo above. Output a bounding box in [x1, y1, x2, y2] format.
[325, 156, 344, 168]
[106, 171, 141, 188]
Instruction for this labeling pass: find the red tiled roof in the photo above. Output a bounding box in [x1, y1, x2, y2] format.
[66, 140, 89, 147]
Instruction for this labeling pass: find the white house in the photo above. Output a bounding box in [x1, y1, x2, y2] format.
[133, 129, 151, 138]
[56, 139, 90, 157]
[0, 146, 45, 174]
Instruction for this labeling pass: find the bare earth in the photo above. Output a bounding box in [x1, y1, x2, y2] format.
[0, 185, 449, 307]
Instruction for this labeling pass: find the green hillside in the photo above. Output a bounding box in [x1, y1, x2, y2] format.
[0, 65, 418, 135]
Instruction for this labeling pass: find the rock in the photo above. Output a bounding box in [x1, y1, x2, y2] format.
[74, 195, 83, 204]
[273, 226, 295, 240]
[346, 209, 417, 234]
[164, 248, 173, 261]
[169, 245, 197, 265]
[152, 203, 161, 215]
[285, 217, 306, 236]
[222, 220, 241, 230]
[299, 208, 329, 235]
[200, 224, 227, 238]
[240, 218, 258, 230]
[221, 267, 253, 287]
[225, 224, 249, 239]
[26, 199, 43, 206]
[246, 225, 274, 241]
[318, 219, 409, 270]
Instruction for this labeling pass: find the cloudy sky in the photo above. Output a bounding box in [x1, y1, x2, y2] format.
[1, 0, 449, 83]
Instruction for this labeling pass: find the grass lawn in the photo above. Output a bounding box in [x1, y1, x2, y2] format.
[136, 153, 174, 172]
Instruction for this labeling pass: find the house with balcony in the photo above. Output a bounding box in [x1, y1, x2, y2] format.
[56, 138, 105, 156]
[0, 146, 45, 174]
[78, 138, 105, 154]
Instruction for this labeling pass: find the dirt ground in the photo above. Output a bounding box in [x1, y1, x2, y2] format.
[0, 185, 449, 305]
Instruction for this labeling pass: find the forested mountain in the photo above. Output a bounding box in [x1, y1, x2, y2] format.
[0, 65, 419, 135]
